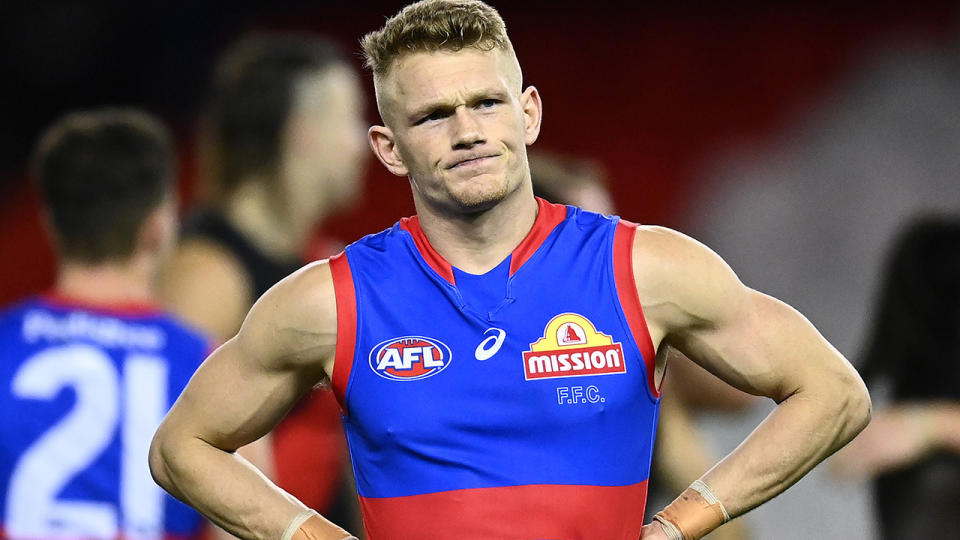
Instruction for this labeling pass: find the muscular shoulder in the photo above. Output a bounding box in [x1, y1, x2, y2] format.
[234, 259, 338, 377]
[630, 225, 749, 336]
[161, 238, 252, 340]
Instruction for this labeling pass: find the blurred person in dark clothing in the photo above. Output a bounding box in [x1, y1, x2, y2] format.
[833, 215, 960, 539]
[0, 109, 210, 538]
[160, 33, 367, 531]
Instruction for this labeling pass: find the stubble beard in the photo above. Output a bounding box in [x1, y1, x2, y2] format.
[413, 163, 520, 218]
[444, 173, 516, 215]
[454, 179, 509, 209]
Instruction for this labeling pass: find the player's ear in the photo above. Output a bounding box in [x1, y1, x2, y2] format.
[520, 86, 543, 146]
[35, 204, 62, 253]
[368, 125, 409, 177]
[139, 196, 178, 256]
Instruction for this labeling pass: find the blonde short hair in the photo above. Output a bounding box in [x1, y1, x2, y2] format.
[361, 0, 513, 78]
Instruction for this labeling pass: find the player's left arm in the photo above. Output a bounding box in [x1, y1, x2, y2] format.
[633, 226, 871, 540]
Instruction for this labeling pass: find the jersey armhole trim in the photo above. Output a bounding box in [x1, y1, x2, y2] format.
[613, 220, 660, 399]
[329, 252, 357, 414]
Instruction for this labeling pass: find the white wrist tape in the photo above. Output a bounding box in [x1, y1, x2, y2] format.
[690, 479, 730, 522]
[281, 509, 319, 540]
[653, 514, 686, 540]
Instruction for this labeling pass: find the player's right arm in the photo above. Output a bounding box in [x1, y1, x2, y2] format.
[149, 260, 351, 540]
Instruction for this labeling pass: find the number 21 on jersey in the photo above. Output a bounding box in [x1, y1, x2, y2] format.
[6, 343, 168, 539]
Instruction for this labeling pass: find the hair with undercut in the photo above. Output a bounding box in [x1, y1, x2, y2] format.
[32, 108, 174, 263]
[206, 33, 347, 194]
[360, 0, 513, 78]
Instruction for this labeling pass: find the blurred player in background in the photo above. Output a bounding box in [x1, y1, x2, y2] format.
[149, 2, 870, 539]
[528, 150, 614, 215]
[159, 34, 367, 530]
[0, 109, 208, 538]
[833, 215, 960, 539]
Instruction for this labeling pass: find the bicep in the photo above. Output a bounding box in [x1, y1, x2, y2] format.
[665, 288, 837, 401]
[635, 226, 851, 402]
[159, 261, 337, 450]
[162, 336, 313, 451]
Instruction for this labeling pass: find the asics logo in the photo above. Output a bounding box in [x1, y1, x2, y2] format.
[474, 328, 506, 361]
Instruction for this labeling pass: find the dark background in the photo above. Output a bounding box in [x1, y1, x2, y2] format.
[2, 0, 956, 304]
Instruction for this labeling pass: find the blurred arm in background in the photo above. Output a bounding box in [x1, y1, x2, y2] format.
[830, 215, 960, 538]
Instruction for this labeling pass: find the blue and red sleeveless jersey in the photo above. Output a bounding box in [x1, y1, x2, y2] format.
[0, 294, 208, 540]
[329, 198, 660, 540]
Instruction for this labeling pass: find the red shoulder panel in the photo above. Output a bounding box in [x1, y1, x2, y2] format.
[329, 252, 357, 413]
[613, 220, 659, 399]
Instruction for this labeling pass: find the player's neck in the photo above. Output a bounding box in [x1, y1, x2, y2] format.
[224, 178, 317, 261]
[56, 255, 156, 306]
[414, 187, 539, 275]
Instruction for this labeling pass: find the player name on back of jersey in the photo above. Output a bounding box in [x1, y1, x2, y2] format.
[523, 313, 627, 380]
[21, 309, 165, 350]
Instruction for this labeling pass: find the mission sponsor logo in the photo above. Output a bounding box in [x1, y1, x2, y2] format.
[523, 313, 626, 380]
[369, 336, 452, 381]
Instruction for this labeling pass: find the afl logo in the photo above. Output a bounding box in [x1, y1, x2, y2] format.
[369, 336, 453, 381]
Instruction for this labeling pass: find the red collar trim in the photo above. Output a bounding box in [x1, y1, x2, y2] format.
[399, 215, 457, 285]
[508, 197, 568, 276]
[39, 290, 163, 317]
[399, 197, 568, 285]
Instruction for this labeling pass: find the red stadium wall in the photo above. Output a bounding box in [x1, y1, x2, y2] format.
[1, 2, 954, 305]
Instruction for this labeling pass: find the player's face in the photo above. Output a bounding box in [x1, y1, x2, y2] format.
[282, 65, 367, 219]
[370, 48, 542, 214]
